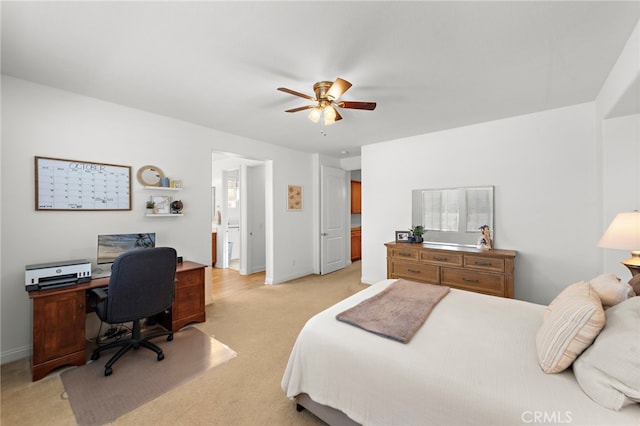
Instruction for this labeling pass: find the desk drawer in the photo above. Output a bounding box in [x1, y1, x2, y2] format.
[176, 268, 203, 288]
[464, 255, 505, 273]
[175, 281, 204, 318]
[421, 251, 463, 267]
[390, 260, 439, 283]
[441, 268, 504, 296]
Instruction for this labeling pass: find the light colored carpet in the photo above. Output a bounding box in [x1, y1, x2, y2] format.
[61, 327, 236, 425]
[1, 261, 367, 425]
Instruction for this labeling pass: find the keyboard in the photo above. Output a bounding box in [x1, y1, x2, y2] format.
[91, 269, 111, 279]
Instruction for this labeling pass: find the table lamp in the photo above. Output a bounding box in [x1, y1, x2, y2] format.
[597, 211, 640, 276]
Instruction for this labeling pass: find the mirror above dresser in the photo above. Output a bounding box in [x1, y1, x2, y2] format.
[412, 186, 494, 247]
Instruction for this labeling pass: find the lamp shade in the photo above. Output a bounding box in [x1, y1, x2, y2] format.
[597, 211, 640, 250]
[307, 108, 321, 123]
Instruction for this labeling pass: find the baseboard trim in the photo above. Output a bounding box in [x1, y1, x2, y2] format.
[1, 344, 31, 365]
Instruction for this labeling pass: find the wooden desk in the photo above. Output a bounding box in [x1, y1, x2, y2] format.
[28, 261, 206, 381]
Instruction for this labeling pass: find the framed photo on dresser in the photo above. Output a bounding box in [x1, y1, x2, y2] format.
[395, 230, 410, 242]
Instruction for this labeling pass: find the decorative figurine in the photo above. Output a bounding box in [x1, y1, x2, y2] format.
[171, 200, 184, 214]
[477, 225, 492, 249]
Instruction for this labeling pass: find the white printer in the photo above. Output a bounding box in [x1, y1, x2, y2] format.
[25, 259, 92, 291]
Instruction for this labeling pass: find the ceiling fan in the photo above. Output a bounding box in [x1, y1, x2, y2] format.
[277, 78, 376, 125]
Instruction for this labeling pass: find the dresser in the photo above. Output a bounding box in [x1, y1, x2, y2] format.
[385, 242, 516, 298]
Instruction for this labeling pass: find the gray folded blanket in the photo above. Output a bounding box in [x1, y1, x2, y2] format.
[336, 279, 450, 343]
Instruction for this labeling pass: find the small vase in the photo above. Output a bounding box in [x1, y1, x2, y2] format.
[414, 236, 423, 243]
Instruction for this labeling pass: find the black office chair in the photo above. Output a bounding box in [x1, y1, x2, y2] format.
[89, 247, 177, 376]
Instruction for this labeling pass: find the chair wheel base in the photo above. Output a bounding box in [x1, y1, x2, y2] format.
[104, 367, 112, 376]
[157, 352, 165, 361]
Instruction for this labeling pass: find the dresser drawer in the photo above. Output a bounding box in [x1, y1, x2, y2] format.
[464, 255, 505, 273]
[441, 268, 505, 296]
[390, 260, 439, 283]
[390, 247, 420, 261]
[420, 251, 463, 267]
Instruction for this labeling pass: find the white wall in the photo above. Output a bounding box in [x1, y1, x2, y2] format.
[362, 103, 602, 305]
[1, 76, 316, 363]
[361, 18, 640, 305]
[596, 19, 640, 277]
[601, 114, 640, 276]
[597, 20, 639, 119]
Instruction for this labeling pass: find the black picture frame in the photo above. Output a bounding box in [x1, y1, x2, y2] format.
[395, 230, 410, 242]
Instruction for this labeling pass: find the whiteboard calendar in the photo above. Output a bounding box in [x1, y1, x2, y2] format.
[35, 156, 132, 211]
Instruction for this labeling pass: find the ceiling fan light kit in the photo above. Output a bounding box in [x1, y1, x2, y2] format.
[278, 78, 376, 126]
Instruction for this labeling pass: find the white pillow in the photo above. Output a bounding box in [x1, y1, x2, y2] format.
[573, 296, 640, 410]
[589, 274, 634, 308]
[536, 281, 605, 374]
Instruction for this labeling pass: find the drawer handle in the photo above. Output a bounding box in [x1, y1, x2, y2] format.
[407, 269, 421, 273]
[474, 261, 492, 266]
[433, 257, 448, 261]
[463, 277, 479, 283]
[399, 253, 412, 257]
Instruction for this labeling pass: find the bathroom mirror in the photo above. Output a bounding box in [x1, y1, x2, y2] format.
[412, 186, 494, 247]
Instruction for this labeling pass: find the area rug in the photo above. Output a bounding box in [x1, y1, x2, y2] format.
[60, 327, 236, 425]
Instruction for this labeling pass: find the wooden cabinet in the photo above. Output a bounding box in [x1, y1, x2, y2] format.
[158, 262, 206, 332]
[350, 180, 361, 214]
[28, 260, 206, 381]
[351, 227, 362, 261]
[385, 242, 516, 298]
[31, 289, 87, 382]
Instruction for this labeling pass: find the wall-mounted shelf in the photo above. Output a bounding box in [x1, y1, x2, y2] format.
[144, 184, 184, 216]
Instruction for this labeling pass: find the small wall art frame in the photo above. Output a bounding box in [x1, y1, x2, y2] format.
[35, 156, 132, 211]
[152, 195, 171, 214]
[287, 185, 303, 211]
[395, 230, 410, 242]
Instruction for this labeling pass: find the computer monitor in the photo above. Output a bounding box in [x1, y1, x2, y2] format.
[97, 233, 156, 265]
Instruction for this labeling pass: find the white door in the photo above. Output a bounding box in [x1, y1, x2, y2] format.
[321, 165, 347, 274]
[246, 164, 266, 274]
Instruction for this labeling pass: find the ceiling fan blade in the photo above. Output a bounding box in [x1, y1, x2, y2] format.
[337, 101, 377, 110]
[326, 78, 352, 100]
[285, 105, 315, 113]
[334, 109, 343, 121]
[277, 87, 315, 101]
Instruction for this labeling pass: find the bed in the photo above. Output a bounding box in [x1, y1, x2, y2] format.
[282, 279, 640, 425]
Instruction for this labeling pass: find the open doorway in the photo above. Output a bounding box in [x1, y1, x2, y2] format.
[350, 169, 361, 262]
[212, 152, 267, 276]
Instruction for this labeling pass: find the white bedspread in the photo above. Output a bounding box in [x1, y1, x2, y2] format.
[282, 279, 640, 425]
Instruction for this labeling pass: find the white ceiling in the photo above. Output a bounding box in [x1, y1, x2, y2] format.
[2, 1, 639, 157]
